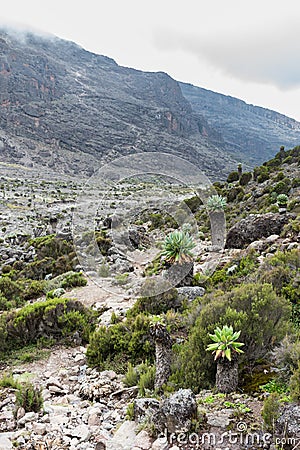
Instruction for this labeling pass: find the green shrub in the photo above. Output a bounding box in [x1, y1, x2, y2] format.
[123, 362, 140, 387]
[0, 293, 12, 311]
[272, 179, 291, 195]
[291, 303, 300, 328]
[271, 336, 300, 384]
[239, 172, 252, 186]
[61, 272, 87, 289]
[138, 365, 156, 396]
[98, 263, 111, 278]
[95, 231, 112, 256]
[28, 235, 73, 260]
[262, 393, 281, 431]
[290, 363, 300, 402]
[125, 402, 134, 420]
[227, 186, 244, 202]
[86, 313, 154, 371]
[227, 171, 239, 183]
[15, 382, 43, 413]
[254, 166, 269, 183]
[0, 372, 20, 389]
[292, 178, 300, 188]
[1, 298, 96, 351]
[123, 360, 155, 395]
[144, 212, 177, 231]
[184, 196, 203, 213]
[274, 172, 285, 182]
[114, 273, 129, 286]
[172, 283, 291, 392]
[19, 257, 54, 280]
[260, 379, 288, 394]
[0, 276, 24, 302]
[23, 280, 46, 300]
[130, 278, 180, 316]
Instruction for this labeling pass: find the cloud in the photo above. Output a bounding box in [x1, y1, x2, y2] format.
[0, 18, 55, 43]
[154, 20, 300, 90]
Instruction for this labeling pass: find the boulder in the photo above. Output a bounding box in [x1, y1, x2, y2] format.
[134, 398, 160, 423]
[225, 213, 293, 249]
[177, 286, 205, 302]
[275, 403, 300, 444]
[153, 389, 197, 434]
[107, 421, 137, 450]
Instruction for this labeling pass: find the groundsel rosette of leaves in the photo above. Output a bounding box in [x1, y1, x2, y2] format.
[207, 194, 227, 211]
[161, 229, 196, 263]
[206, 325, 244, 361]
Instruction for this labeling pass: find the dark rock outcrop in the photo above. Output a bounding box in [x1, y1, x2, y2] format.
[153, 389, 197, 433]
[225, 213, 293, 249]
[275, 403, 300, 449]
[0, 28, 236, 179]
[181, 82, 300, 166]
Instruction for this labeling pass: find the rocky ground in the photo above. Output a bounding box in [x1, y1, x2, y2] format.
[1, 227, 299, 449]
[0, 157, 299, 449]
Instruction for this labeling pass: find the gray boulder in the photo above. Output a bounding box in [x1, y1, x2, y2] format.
[275, 403, 300, 446]
[225, 213, 293, 249]
[153, 389, 197, 433]
[177, 286, 205, 302]
[133, 398, 160, 423]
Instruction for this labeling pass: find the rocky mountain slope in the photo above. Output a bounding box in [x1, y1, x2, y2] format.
[1, 27, 300, 181]
[180, 82, 300, 166]
[0, 28, 232, 179]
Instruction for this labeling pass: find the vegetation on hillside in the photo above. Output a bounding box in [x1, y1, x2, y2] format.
[0, 145, 299, 432]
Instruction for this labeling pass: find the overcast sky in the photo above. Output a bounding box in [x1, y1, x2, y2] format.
[2, 0, 300, 120]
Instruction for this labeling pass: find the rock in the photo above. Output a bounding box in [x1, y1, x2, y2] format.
[225, 213, 293, 249]
[128, 226, 150, 249]
[153, 389, 197, 434]
[31, 422, 47, 435]
[88, 413, 101, 427]
[95, 443, 107, 450]
[177, 286, 205, 302]
[133, 430, 152, 449]
[74, 353, 85, 363]
[265, 234, 280, 242]
[287, 242, 299, 250]
[16, 407, 25, 420]
[247, 239, 268, 252]
[69, 424, 91, 442]
[0, 434, 12, 450]
[151, 437, 169, 450]
[48, 384, 67, 394]
[206, 409, 234, 428]
[17, 411, 37, 426]
[276, 403, 300, 440]
[107, 421, 137, 450]
[113, 258, 133, 274]
[134, 398, 160, 423]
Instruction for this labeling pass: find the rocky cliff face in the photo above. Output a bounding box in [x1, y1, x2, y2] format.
[0, 29, 232, 179]
[180, 82, 300, 166]
[1, 28, 300, 180]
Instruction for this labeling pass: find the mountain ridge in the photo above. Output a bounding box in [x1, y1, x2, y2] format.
[180, 82, 300, 165]
[0, 28, 300, 178]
